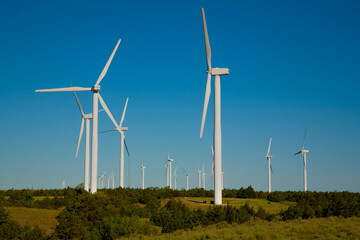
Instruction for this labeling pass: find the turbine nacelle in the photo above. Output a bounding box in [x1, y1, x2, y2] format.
[265, 155, 273, 158]
[92, 85, 101, 92]
[210, 68, 230, 76]
[84, 113, 93, 119]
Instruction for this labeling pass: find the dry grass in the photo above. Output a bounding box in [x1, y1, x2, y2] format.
[173, 197, 290, 214]
[5, 207, 60, 235]
[125, 217, 360, 240]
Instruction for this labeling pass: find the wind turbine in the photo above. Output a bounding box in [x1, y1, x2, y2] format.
[101, 172, 105, 189]
[61, 178, 66, 189]
[141, 161, 146, 189]
[199, 8, 230, 205]
[167, 153, 174, 189]
[182, 168, 190, 191]
[35, 39, 121, 193]
[111, 169, 115, 189]
[197, 168, 202, 188]
[165, 161, 169, 187]
[71, 86, 93, 192]
[174, 167, 177, 190]
[295, 131, 309, 191]
[202, 164, 206, 190]
[265, 138, 273, 193]
[101, 98, 130, 188]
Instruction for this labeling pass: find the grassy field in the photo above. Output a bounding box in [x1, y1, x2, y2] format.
[127, 217, 360, 240]
[174, 197, 291, 214]
[5, 207, 60, 235]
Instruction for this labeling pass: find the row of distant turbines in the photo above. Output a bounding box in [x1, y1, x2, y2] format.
[35, 8, 309, 205]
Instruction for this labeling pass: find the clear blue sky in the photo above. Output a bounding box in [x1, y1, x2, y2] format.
[0, 0, 359, 192]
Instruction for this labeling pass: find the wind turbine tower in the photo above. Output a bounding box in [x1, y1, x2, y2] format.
[295, 131, 309, 191]
[36, 39, 122, 193]
[199, 8, 230, 205]
[198, 169, 202, 188]
[183, 168, 190, 191]
[71, 86, 92, 192]
[101, 98, 130, 188]
[141, 162, 146, 189]
[202, 164, 206, 190]
[167, 153, 174, 189]
[265, 138, 273, 193]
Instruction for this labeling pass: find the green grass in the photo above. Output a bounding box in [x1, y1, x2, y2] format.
[5, 207, 60, 235]
[125, 217, 360, 240]
[173, 197, 290, 214]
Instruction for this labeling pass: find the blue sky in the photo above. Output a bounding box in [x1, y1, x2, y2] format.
[0, 0, 359, 192]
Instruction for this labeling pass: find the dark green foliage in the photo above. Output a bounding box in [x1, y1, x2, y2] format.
[256, 206, 275, 221]
[101, 216, 156, 239]
[279, 191, 360, 220]
[151, 199, 195, 233]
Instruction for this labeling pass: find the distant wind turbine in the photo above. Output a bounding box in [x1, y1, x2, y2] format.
[141, 162, 146, 189]
[295, 131, 309, 191]
[101, 98, 130, 188]
[198, 168, 202, 188]
[61, 179, 66, 189]
[70, 85, 93, 192]
[166, 153, 174, 189]
[35, 39, 122, 193]
[202, 164, 206, 190]
[183, 168, 190, 191]
[265, 138, 273, 193]
[199, 8, 230, 205]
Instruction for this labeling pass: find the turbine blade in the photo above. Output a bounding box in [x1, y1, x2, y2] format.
[35, 87, 92, 92]
[201, 8, 212, 71]
[70, 84, 85, 117]
[211, 145, 214, 158]
[124, 139, 130, 157]
[295, 151, 302, 155]
[182, 168, 186, 174]
[267, 137, 272, 156]
[98, 94, 120, 131]
[75, 118, 85, 158]
[302, 130, 307, 150]
[95, 39, 121, 86]
[100, 129, 117, 133]
[119, 97, 128, 127]
[270, 164, 273, 173]
[200, 73, 211, 138]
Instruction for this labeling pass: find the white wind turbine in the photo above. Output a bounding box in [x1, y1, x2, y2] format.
[35, 39, 121, 193]
[182, 168, 190, 191]
[197, 168, 202, 188]
[165, 160, 169, 187]
[101, 172, 105, 189]
[166, 153, 174, 189]
[141, 161, 146, 190]
[71, 86, 93, 192]
[265, 138, 273, 193]
[202, 164, 206, 190]
[199, 8, 230, 205]
[295, 131, 309, 192]
[61, 179, 66, 189]
[101, 98, 130, 188]
[107, 175, 110, 189]
[111, 169, 115, 189]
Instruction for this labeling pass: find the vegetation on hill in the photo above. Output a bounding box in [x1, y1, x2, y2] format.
[0, 187, 359, 239]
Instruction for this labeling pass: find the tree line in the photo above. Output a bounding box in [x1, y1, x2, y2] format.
[0, 187, 359, 239]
